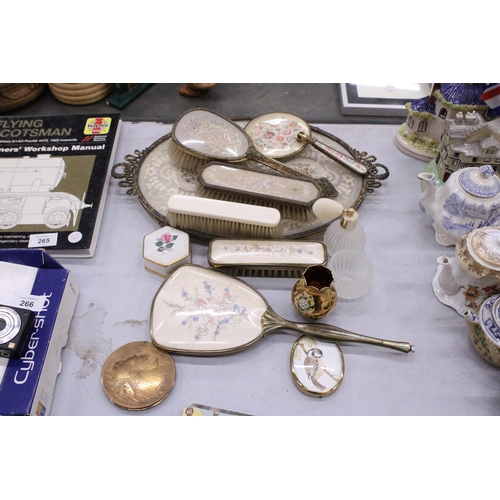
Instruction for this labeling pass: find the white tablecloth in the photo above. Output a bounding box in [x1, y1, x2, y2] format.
[49, 121, 500, 416]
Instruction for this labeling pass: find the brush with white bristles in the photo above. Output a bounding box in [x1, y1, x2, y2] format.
[167, 194, 284, 239]
[196, 162, 326, 222]
[167, 139, 255, 173]
[166, 139, 210, 172]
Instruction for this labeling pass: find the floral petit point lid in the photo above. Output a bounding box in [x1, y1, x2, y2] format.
[143, 226, 190, 269]
[459, 165, 500, 198]
[468, 226, 500, 271]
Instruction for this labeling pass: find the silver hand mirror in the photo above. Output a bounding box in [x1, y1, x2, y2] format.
[244, 111, 368, 176]
[171, 108, 338, 198]
[150, 264, 414, 356]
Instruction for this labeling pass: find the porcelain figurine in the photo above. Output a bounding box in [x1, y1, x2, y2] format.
[418, 164, 500, 246]
[463, 295, 500, 366]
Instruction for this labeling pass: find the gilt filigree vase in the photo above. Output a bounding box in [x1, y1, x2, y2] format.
[292, 265, 337, 320]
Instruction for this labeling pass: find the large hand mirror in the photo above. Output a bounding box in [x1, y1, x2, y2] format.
[150, 264, 414, 356]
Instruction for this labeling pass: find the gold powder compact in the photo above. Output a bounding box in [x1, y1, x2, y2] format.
[101, 341, 176, 411]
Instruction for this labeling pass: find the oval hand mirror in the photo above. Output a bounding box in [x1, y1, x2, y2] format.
[245, 111, 368, 176]
[150, 264, 414, 355]
[171, 108, 338, 198]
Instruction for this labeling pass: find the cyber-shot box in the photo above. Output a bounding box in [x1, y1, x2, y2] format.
[0, 249, 79, 415]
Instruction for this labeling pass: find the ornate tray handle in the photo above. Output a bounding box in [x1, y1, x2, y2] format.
[111, 149, 144, 196]
[350, 149, 389, 194]
[353, 150, 390, 181]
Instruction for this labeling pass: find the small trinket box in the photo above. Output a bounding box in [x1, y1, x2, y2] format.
[143, 226, 191, 277]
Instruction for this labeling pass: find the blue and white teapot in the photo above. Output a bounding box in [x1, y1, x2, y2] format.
[418, 165, 500, 247]
[463, 294, 500, 366]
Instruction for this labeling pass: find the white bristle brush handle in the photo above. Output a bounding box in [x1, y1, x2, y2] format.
[312, 198, 344, 220]
[167, 195, 281, 227]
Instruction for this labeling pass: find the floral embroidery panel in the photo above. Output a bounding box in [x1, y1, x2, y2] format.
[163, 281, 249, 342]
[175, 111, 248, 158]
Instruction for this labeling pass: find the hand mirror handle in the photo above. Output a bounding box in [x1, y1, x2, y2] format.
[263, 308, 414, 353]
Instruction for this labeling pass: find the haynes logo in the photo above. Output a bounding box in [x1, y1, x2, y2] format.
[84, 117, 112, 135]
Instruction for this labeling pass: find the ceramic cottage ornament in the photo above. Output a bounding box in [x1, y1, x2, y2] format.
[432, 113, 500, 183]
[395, 95, 441, 161]
[418, 165, 500, 246]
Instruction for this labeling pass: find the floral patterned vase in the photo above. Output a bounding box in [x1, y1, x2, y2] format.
[292, 265, 337, 320]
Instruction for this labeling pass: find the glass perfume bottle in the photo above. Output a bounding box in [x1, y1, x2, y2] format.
[323, 208, 366, 256]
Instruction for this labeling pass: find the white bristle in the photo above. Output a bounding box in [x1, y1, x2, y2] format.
[167, 195, 283, 239]
[312, 198, 344, 220]
[167, 139, 208, 172]
[196, 185, 315, 222]
[196, 163, 322, 222]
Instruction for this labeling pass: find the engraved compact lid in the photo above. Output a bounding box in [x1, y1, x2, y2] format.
[101, 341, 176, 411]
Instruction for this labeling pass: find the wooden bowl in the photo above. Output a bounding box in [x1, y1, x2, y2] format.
[0, 83, 46, 112]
